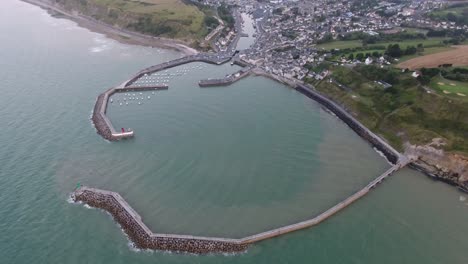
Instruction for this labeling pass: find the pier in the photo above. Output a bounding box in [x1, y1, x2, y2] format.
[198, 67, 252, 87]
[73, 157, 413, 254]
[91, 52, 237, 141]
[92, 84, 168, 141]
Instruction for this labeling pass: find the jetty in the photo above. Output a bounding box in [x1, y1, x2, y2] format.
[198, 67, 252, 87]
[92, 52, 239, 141]
[73, 157, 413, 254]
[92, 84, 168, 141]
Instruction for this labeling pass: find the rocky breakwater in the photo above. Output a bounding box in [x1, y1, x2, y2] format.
[295, 84, 400, 164]
[405, 141, 468, 192]
[73, 187, 249, 254]
[92, 90, 113, 141]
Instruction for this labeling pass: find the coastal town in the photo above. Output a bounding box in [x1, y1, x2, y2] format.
[3, 0, 466, 261]
[201, 0, 467, 81]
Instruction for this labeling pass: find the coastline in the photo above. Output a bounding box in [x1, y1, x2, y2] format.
[20, 0, 199, 55]
[23, 0, 466, 197]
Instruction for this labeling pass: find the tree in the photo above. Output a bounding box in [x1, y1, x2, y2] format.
[348, 53, 354, 60]
[417, 43, 424, 52]
[356, 53, 364, 61]
[386, 44, 402, 58]
[405, 46, 417, 55]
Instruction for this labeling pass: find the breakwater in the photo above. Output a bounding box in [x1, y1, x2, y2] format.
[92, 52, 235, 141]
[295, 84, 401, 164]
[73, 158, 412, 254]
[73, 187, 248, 254]
[92, 84, 168, 141]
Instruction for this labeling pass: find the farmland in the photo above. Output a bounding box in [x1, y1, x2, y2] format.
[310, 65, 468, 153]
[316, 37, 448, 51]
[398, 45, 468, 69]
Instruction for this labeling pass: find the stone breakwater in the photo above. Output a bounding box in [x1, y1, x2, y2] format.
[92, 85, 168, 141]
[73, 187, 248, 254]
[295, 84, 401, 164]
[92, 90, 113, 141]
[73, 159, 411, 254]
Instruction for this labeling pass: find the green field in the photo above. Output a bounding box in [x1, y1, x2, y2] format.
[429, 5, 468, 26]
[310, 65, 468, 153]
[430, 76, 468, 99]
[60, 0, 212, 41]
[317, 37, 448, 51]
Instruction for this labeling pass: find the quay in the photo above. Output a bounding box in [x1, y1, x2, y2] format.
[73, 157, 414, 254]
[198, 67, 252, 87]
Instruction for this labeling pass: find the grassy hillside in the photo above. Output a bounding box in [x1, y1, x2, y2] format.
[310, 65, 468, 154]
[53, 0, 214, 41]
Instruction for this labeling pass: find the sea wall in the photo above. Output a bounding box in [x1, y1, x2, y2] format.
[73, 188, 248, 254]
[92, 85, 168, 141]
[92, 91, 113, 141]
[73, 161, 408, 253]
[295, 84, 400, 164]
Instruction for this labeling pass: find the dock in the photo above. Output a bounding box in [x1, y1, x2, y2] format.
[198, 67, 252, 87]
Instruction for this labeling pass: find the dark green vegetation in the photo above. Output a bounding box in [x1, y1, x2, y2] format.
[429, 3, 468, 26]
[217, 4, 234, 27]
[318, 27, 468, 62]
[52, 0, 218, 41]
[308, 65, 468, 153]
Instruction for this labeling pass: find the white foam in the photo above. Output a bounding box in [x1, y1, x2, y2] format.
[66, 196, 76, 204]
[460, 196, 466, 202]
[83, 204, 93, 209]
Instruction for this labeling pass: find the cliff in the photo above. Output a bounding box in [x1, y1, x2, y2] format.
[406, 141, 468, 191]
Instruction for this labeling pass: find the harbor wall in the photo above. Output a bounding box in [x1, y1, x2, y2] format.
[295, 84, 400, 164]
[73, 188, 248, 254]
[92, 85, 168, 141]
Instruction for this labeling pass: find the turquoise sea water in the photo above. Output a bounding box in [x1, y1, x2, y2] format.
[0, 1, 467, 263]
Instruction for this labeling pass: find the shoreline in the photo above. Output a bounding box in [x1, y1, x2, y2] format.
[20, 0, 199, 56]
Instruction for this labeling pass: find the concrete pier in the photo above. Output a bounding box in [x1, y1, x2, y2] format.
[198, 67, 252, 87]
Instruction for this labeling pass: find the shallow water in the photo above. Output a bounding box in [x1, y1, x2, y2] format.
[1, 1, 467, 263]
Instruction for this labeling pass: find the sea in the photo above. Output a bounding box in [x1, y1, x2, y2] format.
[0, 1, 467, 263]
